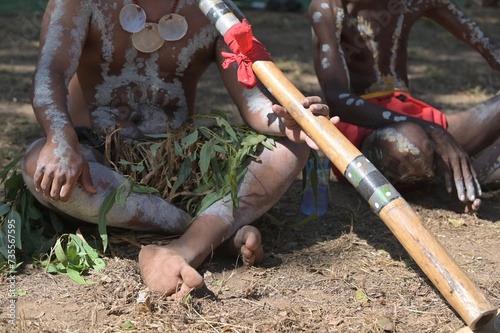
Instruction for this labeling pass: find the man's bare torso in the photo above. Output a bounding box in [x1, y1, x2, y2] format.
[322, 0, 469, 94]
[62, 0, 220, 138]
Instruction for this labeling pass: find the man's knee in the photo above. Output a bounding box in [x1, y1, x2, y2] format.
[21, 138, 46, 180]
[363, 124, 435, 181]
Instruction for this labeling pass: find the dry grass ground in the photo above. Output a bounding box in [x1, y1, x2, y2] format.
[0, 4, 499, 333]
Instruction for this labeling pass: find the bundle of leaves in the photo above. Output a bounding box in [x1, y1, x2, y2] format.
[38, 233, 105, 284]
[103, 111, 275, 217]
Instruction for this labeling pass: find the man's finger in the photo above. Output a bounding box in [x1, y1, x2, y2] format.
[40, 173, 54, 197]
[80, 164, 97, 194]
[50, 173, 64, 201]
[33, 166, 44, 191]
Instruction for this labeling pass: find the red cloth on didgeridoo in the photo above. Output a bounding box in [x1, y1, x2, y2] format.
[221, 19, 272, 89]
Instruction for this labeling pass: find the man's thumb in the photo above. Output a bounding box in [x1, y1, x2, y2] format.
[81, 164, 97, 194]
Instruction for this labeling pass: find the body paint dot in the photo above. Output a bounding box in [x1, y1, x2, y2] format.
[312, 12, 322, 23]
[321, 57, 330, 69]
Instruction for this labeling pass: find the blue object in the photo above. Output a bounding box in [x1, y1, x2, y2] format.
[300, 155, 331, 216]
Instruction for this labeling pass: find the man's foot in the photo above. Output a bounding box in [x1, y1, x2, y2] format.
[138, 244, 205, 299]
[138, 225, 263, 298]
[223, 225, 264, 267]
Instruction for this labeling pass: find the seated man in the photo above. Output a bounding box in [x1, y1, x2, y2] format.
[22, 0, 333, 298]
[308, 0, 500, 213]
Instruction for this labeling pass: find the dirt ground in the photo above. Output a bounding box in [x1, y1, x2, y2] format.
[1, 4, 500, 333]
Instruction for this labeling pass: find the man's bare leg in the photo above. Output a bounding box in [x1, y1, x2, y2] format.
[139, 139, 309, 298]
[473, 136, 500, 187]
[22, 139, 193, 234]
[447, 95, 500, 156]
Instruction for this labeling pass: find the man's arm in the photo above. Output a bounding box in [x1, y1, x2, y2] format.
[308, 0, 419, 129]
[31, 0, 95, 201]
[424, 1, 500, 71]
[215, 37, 331, 145]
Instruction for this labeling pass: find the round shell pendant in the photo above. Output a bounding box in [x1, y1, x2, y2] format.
[158, 14, 188, 41]
[119, 4, 147, 33]
[131, 23, 165, 53]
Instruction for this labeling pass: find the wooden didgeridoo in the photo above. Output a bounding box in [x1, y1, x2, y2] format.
[194, 0, 498, 329]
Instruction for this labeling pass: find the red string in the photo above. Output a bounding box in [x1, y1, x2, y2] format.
[170, 0, 180, 14]
[221, 19, 272, 89]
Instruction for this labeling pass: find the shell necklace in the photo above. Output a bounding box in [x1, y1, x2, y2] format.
[119, 0, 188, 53]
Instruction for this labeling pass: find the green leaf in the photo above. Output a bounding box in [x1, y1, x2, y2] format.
[91, 257, 106, 272]
[130, 163, 144, 173]
[26, 204, 42, 220]
[12, 289, 27, 296]
[98, 189, 119, 253]
[114, 184, 130, 207]
[131, 183, 157, 194]
[0, 233, 9, 260]
[174, 141, 183, 156]
[196, 192, 221, 216]
[355, 289, 369, 303]
[53, 237, 67, 264]
[65, 241, 81, 266]
[45, 263, 60, 273]
[48, 210, 64, 233]
[212, 143, 226, 154]
[241, 133, 267, 146]
[149, 142, 164, 157]
[66, 266, 93, 285]
[0, 203, 11, 217]
[4, 174, 24, 201]
[172, 158, 192, 193]
[69, 234, 105, 272]
[288, 212, 319, 229]
[0, 155, 22, 182]
[144, 133, 171, 139]
[199, 142, 212, 174]
[215, 116, 237, 141]
[120, 321, 135, 329]
[181, 130, 198, 148]
[118, 159, 132, 166]
[260, 138, 275, 150]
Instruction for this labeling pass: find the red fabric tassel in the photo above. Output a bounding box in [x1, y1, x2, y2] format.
[221, 19, 272, 89]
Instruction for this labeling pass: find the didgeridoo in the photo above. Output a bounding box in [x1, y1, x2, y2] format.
[194, 0, 498, 329]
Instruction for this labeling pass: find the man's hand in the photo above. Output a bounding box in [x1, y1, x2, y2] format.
[424, 124, 482, 212]
[139, 244, 205, 300]
[272, 96, 339, 149]
[33, 140, 96, 201]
